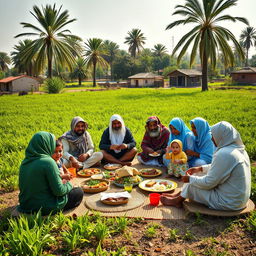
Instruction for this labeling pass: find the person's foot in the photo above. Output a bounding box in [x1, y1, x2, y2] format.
[160, 195, 183, 208]
[162, 190, 181, 198]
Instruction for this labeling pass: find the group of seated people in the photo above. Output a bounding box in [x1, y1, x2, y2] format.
[18, 114, 251, 216]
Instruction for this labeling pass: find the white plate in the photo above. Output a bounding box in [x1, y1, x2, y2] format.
[148, 153, 160, 157]
[139, 179, 177, 192]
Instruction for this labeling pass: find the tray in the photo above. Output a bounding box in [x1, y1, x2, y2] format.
[101, 198, 129, 205]
[104, 163, 122, 170]
[77, 168, 101, 177]
[139, 179, 177, 192]
[139, 168, 162, 178]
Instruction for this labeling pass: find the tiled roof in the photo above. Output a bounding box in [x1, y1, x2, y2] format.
[128, 72, 163, 79]
[0, 75, 39, 83]
[168, 69, 202, 76]
[230, 67, 256, 74]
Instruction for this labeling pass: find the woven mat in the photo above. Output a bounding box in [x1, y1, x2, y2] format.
[183, 199, 255, 216]
[85, 190, 145, 212]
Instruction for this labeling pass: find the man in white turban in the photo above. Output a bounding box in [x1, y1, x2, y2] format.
[99, 114, 137, 166]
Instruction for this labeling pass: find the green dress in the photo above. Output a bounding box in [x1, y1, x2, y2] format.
[18, 131, 72, 215]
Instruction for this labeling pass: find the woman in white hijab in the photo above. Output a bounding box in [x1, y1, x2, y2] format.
[161, 121, 251, 211]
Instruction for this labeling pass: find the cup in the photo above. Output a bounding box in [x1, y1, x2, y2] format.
[68, 167, 77, 178]
[149, 193, 160, 206]
[124, 183, 133, 193]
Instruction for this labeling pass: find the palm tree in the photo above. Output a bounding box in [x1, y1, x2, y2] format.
[11, 40, 36, 76]
[0, 52, 11, 71]
[152, 44, 168, 58]
[166, 0, 248, 91]
[103, 40, 119, 80]
[240, 26, 256, 66]
[124, 29, 146, 58]
[84, 38, 109, 87]
[70, 57, 88, 85]
[15, 4, 80, 78]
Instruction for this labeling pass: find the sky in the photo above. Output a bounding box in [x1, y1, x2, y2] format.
[1, 0, 256, 58]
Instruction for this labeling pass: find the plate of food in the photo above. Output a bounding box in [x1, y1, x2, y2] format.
[103, 171, 116, 181]
[104, 163, 122, 170]
[101, 197, 129, 205]
[81, 179, 109, 193]
[149, 152, 160, 157]
[77, 168, 101, 177]
[114, 175, 143, 188]
[139, 179, 177, 192]
[139, 168, 162, 178]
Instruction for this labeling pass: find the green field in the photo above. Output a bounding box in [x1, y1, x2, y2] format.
[0, 88, 256, 193]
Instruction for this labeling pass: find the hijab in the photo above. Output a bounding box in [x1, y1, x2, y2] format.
[190, 117, 214, 163]
[21, 131, 55, 166]
[211, 121, 244, 150]
[61, 116, 88, 156]
[109, 114, 126, 153]
[168, 117, 192, 150]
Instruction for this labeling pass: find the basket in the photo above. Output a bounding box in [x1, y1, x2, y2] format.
[80, 179, 109, 193]
[77, 168, 101, 178]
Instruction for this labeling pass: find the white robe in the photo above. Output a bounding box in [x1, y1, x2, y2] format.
[181, 121, 251, 211]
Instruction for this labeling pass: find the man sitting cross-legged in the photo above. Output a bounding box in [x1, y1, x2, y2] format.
[99, 114, 137, 166]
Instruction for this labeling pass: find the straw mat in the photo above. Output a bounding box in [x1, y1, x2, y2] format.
[183, 199, 255, 216]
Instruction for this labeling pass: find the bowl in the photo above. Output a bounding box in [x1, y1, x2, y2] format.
[80, 179, 109, 193]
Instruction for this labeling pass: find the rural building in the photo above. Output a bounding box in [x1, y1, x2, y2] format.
[167, 69, 202, 87]
[0, 75, 40, 93]
[128, 72, 164, 87]
[230, 67, 256, 84]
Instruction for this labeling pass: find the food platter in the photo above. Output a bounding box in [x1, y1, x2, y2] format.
[80, 179, 109, 193]
[104, 163, 122, 170]
[77, 168, 101, 177]
[114, 175, 143, 188]
[139, 179, 177, 192]
[103, 171, 116, 181]
[139, 168, 162, 178]
[149, 152, 160, 157]
[101, 197, 129, 205]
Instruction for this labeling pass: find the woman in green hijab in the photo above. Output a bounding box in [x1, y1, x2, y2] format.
[18, 131, 83, 215]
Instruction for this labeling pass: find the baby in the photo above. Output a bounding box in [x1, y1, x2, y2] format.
[165, 139, 188, 178]
[52, 139, 72, 181]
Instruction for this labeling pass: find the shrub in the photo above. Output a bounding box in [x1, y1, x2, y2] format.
[44, 77, 65, 93]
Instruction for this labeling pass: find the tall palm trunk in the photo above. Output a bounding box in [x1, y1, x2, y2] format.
[93, 62, 96, 87]
[110, 61, 113, 81]
[245, 47, 249, 66]
[47, 43, 52, 78]
[201, 53, 208, 91]
[78, 75, 82, 86]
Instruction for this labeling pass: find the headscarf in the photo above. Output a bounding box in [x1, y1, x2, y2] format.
[21, 131, 55, 165]
[61, 116, 88, 156]
[168, 117, 192, 150]
[170, 139, 183, 151]
[109, 114, 126, 153]
[211, 121, 244, 150]
[190, 117, 214, 163]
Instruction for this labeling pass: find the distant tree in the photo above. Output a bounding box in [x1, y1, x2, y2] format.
[124, 29, 146, 58]
[102, 40, 119, 80]
[70, 57, 88, 85]
[11, 40, 36, 76]
[0, 52, 11, 71]
[250, 55, 256, 67]
[240, 26, 256, 66]
[84, 38, 109, 87]
[152, 44, 168, 58]
[166, 0, 248, 91]
[15, 4, 80, 78]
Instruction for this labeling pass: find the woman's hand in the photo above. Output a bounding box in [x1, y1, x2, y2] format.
[186, 166, 203, 175]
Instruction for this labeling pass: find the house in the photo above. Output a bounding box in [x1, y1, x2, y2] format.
[128, 72, 164, 87]
[0, 75, 40, 93]
[230, 67, 256, 84]
[167, 69, 202, 87]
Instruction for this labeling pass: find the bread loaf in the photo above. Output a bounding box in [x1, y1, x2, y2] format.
[145, 181, 156, 187]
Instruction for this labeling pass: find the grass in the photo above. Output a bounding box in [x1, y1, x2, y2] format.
[0, 87, 255, 194]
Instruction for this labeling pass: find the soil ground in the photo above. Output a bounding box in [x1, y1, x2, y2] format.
[0, 190, 255, 256]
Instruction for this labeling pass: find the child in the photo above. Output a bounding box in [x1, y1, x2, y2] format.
[52, 139, 72, 181]
[165, 139, 188, 178]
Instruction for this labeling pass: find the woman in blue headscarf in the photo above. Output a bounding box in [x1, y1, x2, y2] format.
[163, 117, 195, 167]
[186, 117, 215, 167]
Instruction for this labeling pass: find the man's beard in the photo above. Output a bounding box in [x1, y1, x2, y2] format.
[75, 130, 84, 136]
[113, 126, 121, 132]
[148, 126, 160, 138]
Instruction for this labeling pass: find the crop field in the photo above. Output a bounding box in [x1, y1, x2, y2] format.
[0, 87, 256, 193]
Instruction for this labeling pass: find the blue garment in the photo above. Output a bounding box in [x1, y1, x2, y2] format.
[190, 117, 214, 164]
[163, 118, 195, 167]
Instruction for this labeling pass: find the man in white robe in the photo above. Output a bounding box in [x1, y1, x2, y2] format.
[160, 121, 251, 211]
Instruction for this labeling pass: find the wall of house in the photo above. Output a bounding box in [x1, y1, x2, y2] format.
[231, 73, 256, 84]
[130, 78, 155, 86]
[12, 77, 39, 92]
